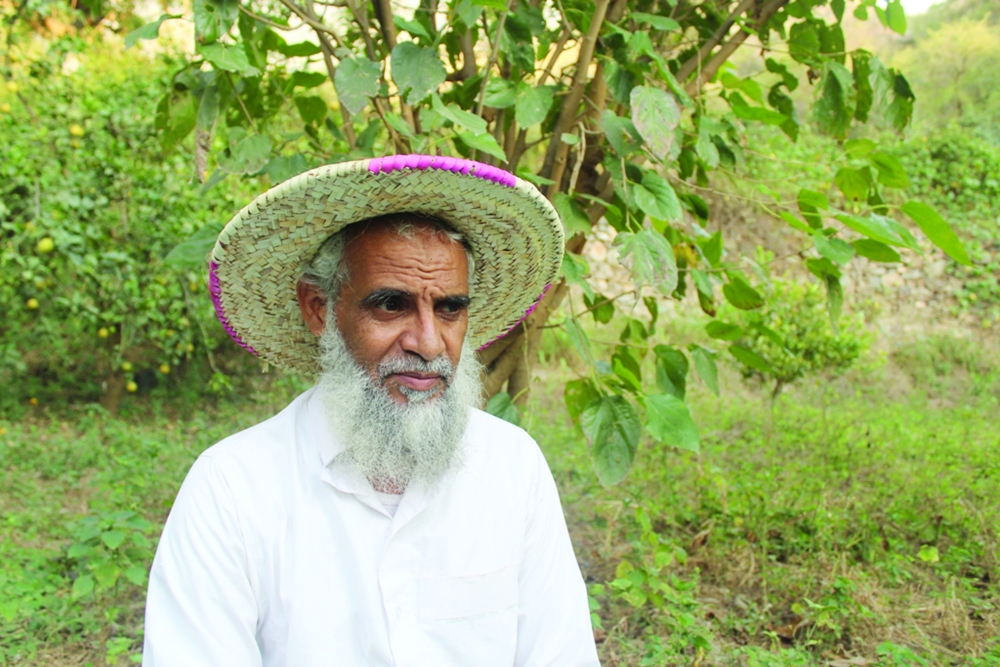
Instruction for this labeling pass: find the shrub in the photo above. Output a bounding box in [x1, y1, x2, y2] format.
[0, 36, 264, 413]
[723, 276, 872, 396]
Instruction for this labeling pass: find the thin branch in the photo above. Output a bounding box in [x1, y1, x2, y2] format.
[540, 0, 612, 197]
[225, 72, 259, 133]
[277, 0, 346, 43]
[238, 5, 296, 31]
[675, 0, 756, 83]
[344, 0, 380, 60]
[474, 7, 509, 117]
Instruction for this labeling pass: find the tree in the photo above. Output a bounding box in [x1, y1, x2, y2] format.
[116, 0, 966, 485]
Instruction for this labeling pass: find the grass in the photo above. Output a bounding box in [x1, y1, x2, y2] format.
[1, 336, 999, 666]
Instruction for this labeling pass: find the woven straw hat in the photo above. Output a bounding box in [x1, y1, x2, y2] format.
[209, 155, 564, 375]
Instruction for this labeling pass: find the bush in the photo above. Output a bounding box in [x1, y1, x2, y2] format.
[0, 36, 264, 413]
[723, 276, 872, 396]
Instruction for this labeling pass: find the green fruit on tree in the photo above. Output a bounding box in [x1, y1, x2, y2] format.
[126, 381, 138, 393]
[122, 362, 133, 372]
[98, 327, 109, 339]
[26, 298, 39, 310]
[36, 237, 55, 253]
[160, 363, 170, 375]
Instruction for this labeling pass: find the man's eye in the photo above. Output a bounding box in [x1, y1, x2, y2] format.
[377, 296, 403, 311]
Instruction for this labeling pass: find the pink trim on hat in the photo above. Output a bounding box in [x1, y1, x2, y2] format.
[477, 283, 552, 351]
[368, 153, 516, 188]
[209, 260, 258, 355]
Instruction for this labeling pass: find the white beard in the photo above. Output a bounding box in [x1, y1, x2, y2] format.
[316, 325, 482, 491]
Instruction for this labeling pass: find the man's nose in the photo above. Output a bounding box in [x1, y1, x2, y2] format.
[400, 305, 446, 361]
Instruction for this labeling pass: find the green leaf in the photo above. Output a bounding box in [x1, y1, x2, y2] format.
[431, 94, 488, 134]
[485, 391, 521, 425]
[644, 394, 700, 453]
[565, 378, 600, 423]
[394, 14, 431, 39]
[275, 40, 322, 57]
[852, 239, 900, 263]
[705, 320, 742, 341]
[561, 252, 593, 300]
[614, 230, 679, 295]
[824, 273, 843, 329]
[219, 133, 271, 174]
[630, 86, 680, 159]
[729, 345, 775, 374]
[886, 0, 907, 34]
[584, 292, 616, 324]
[289, 72, 327, 89]
[834, 167, 869, 201]
[901, 202, 971, 265]
[196, 85, 219, 131]
[653, 344, 688, 399]
[163, 222, 223, 270]
[334, 57, 381, 115]
[630, 12, 680, 31]
[472, 0, 506, 10]
[125, 14, 181, 49]
[391, 42, 447, 104]
[722, 275, 764, 310]
[844, 138, 876, 158]
[553, 193, 592, 237]
[101, 530, 127, 549]
[565, 318, 594, 365]
[612, 348, 643, 392]
[699, 232, 723, 266]
[124, 565, 148, 587]
[814, 61, 855, 138]
[455, 130, 506, 161]
[484, 77, 517, 108]
[639, 172, 682, 222]
[601, 110, 643, 156]
[869, 151, 910, 188]
[690, 345, 719, 395]
[582, 396, 641, 487]
[798, 189, 828, 210]
[294, 96, 327, 124]
[780, 211, 813, 233]
[194, 0, 238, 44]
[814, 234, 855, 265]
[788, 21, 820, 64]
[515, 84, 556, 127]
[835, 214, 909, 248]
[199, 43, 261, 77]
[72, 574, 95, 599]
[729, 94, 788, 126]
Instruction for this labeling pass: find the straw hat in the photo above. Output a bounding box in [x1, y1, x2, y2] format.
[208, 155, 564, 375]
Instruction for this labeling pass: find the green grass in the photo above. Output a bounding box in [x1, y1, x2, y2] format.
[1, 339, 999, 666]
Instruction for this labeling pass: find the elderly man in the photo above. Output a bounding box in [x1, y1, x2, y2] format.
[143, 155, 600, 666]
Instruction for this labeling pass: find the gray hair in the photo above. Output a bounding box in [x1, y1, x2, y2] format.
[299, 213, 475, 304]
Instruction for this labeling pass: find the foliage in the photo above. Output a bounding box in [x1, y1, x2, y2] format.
[79, 0, 969, 485]
[0, 36, 265, 412]
[3, 333, 997, 664]
[721, 276, 872, 395]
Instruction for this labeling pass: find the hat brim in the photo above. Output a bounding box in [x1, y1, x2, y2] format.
[209, 155, 564, 375]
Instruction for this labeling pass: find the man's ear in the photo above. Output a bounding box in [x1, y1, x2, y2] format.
[297, 280, 328, 337]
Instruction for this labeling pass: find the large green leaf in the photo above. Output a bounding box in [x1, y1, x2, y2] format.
[834, 167, 869, 201]
[455, 131, 506, 161]
[432, 94, 487, 134]
[194, 0, 238, 43]
[638, 172, 682, 222]
[553, 193, 592, 237]
[125, 14, 181, 49]
[581, 396, 641, 487]
[484, 77, 517, 108]
[722, 275, 764, 310]
[886, 0, 907, 34]
[852, 239, 900, 263]
[564, 378, 600, 423]
[630, 12, 680, 31]
[901, 202, 971, 265]
[615, 230, 679, 295]
[835, 214, 908, 248]
[600, 110, 643, 156]
[391, 42, 447, 104]
[630, 86, 680, 159]
[165, 221, 224, 269]
[814, 61, 855, 138]
[219, 133, 271, 174]
[869, 151, 910, 188]
[199, 43, 261, 77]
[485, 391, 521, 425]
[295, 96, 327, 124]
[814, 234, 855, 266]
[653, 344, 688, 399]
[515, 84, 555, 127]
[644, 393, 700, 453]
[729, 345, 775, 374]
[705, 320, 742, 341]
[334, 57, 381, 115]
[690, 344, 719, 395]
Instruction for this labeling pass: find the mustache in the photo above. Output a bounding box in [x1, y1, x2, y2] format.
[377, 354, 455, 383]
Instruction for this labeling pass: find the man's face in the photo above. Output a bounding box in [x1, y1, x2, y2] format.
[329, 222, 470, 404]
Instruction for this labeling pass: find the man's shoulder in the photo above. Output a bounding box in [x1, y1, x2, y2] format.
[197, 388, 315, 476]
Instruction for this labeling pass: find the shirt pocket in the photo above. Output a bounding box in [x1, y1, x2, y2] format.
[418, 564, 518, 621]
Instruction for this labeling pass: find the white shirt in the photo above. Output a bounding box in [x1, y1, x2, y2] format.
[143, 387, 599, 667]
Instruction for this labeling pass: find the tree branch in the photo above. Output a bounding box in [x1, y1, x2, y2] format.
[540, 0, 612, 197]
[675, 0, 756, 83]
[370, 0, 417, 132]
